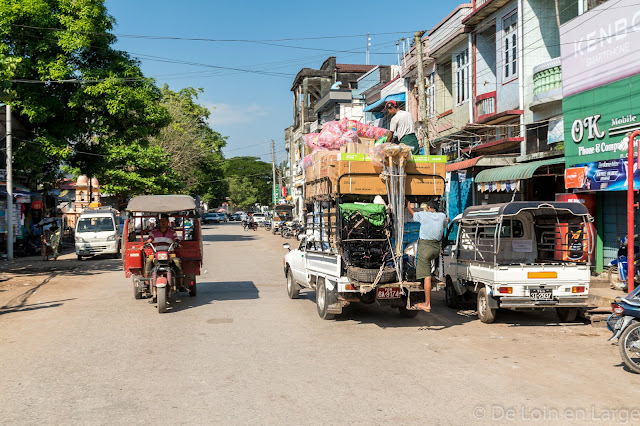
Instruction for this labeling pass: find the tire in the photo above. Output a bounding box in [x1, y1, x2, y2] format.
[619, 321, 640, 374]
[347, 266, 397, 284]
[398, 306, 419, 318]
[133, 279, 142, 300]
[77, 255, 82, 261]
[477, 287, 497, 324]
[316, 278, 335, 320]
[188, 278, 197, 297]
[608, 266, 628, 291]
[157, 286, 167, 313]
[286, 269, 299, 299]
[445, 277, 460, 309]
[556, 307, 578, 322]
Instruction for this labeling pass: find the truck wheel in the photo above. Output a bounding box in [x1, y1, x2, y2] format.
[556, 307, 578, 322]
[445, 277, 460, 309]
[133, 278, 142, 300]
[477, 287, 497, 324]
[157, 286, 167, 313]
[618, 321, 640, 374]
[398, 306, 419, 318]
[316, 278, 335, 320]
[286, 269, 299, 299]
[77, 255, 83, 261]
[188, 278, 197, 297]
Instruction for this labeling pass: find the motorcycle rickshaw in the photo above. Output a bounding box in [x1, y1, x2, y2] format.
[122, 195, 203, 313]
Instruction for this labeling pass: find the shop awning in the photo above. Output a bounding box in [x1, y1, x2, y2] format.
[447, 156, 483, 172]
[475, 157, 564, 183]
[363, 93, 406, 112]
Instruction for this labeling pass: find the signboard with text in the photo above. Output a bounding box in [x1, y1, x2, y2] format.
[565, 158, 640, 191]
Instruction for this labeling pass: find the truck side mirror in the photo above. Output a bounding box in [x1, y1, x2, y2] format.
[283, 243, 291, 251]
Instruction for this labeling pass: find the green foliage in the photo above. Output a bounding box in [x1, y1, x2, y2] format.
[152, 85, 228, 201]
[225, 156, 273, 208]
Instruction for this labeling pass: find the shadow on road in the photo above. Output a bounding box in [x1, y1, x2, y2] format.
[202, 234, 257, 242]
[0, 272, 77, 315]
[0, 256, 123, 278]
[165, 280, 259, 313]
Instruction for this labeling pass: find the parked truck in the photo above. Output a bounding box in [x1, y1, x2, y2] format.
[283, 148, 446, 319]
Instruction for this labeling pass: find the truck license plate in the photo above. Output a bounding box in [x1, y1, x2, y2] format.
[530, 289, 553, 301]
[377, 287, 401, 299]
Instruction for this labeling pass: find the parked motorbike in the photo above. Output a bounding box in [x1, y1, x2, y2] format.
[265, 221, 272, 231]
[608, 235, 640, 292]
[243, 220, 257, 231]
[142, 241, 186, 313]
[608, 285, 640, 374]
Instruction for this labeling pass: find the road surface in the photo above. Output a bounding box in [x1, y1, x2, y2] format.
[1, 223, 639, 424]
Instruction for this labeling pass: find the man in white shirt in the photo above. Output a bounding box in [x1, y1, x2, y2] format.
[385, 100, 420, 154]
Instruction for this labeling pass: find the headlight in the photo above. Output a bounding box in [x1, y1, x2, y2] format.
[404, 242, 418, 258]
[107, 235, 116, 241]
[156, 252, 169, 261]
[76, 236, 86, 243]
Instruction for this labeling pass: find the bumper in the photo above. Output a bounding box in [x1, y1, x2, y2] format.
[498, 297, 588, 308]
[76, 242, 118, 256]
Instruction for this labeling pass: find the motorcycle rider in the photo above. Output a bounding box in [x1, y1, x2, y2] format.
[144, 213, 182, 280]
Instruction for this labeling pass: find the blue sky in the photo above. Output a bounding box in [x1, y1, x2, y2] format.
[104, 0, 465, 163]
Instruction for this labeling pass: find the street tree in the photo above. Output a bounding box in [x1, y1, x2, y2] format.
[225, 156, 272, 208]
[0, 0, 175, 198]
[151, 85, 228, 202]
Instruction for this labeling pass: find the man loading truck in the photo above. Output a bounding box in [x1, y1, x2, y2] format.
[406, 200, 448, 312]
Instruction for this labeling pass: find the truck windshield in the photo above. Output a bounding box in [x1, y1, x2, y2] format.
[77, 217, 115, 233]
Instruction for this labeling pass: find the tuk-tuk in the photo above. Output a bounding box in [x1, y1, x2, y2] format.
[123, 195, 203, 313]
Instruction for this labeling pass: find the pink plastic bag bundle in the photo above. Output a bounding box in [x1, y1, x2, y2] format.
[318, 121, 342, 148]
[336, 129, 359, 146]
[302, 154, 313, 169]
[338, 118, 359, 133]
[362, 126, 389, 139]
[304, 133, 320, 150]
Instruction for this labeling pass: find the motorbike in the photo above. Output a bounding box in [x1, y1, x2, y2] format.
[608, 236, 640, 292]
[608, 285, 640, 374]
[141, 241, 191, 313]
[243, 220, 257, 231]
[281, 221, 304, 239]
[265, 220, 272, 231]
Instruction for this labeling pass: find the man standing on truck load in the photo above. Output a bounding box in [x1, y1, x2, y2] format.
[384, 100, 420, 155]
[406, 200, 447, 312]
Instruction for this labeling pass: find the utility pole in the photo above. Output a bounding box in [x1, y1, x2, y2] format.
[5, 104, 12, 259]
[271, 139, 276, 205]
[414, 31, 429, 154]
[366, 33, 371, 65]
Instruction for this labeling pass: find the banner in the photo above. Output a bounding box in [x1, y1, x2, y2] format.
[566, 158, 640, 191]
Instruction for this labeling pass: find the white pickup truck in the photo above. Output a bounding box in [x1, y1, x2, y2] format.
[443, 202, 594, 323]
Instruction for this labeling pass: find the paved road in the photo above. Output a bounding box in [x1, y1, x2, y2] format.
[1, 223, 640, 424]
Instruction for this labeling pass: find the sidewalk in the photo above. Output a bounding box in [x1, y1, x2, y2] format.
[0, 244, 121, 287]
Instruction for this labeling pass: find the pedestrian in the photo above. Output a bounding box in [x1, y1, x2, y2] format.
[406, 199, 448, 312]
[384, 100, 420, 155]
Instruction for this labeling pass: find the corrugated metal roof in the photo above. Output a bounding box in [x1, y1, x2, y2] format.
[474, 157, 564, 183]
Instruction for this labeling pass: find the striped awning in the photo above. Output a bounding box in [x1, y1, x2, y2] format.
[475, 157, 564, 183]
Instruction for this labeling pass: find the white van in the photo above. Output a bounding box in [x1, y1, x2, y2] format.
[75, 208, 121, 260]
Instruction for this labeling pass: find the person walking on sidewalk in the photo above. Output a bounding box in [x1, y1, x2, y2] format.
[385, 100, 420, 155]
[406, 199, 448, 312]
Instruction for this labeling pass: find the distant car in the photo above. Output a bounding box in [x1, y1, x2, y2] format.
[252, 213, 266, 224]
[202, 213, 219, 224]
[217, 212, 228, 223]
[229, 213, 242, 221]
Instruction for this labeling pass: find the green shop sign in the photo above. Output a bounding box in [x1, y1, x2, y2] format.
[564, 73, 640, 167]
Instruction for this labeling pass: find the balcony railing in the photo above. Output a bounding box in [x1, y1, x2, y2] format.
[476, 91, 496, 120]
[533, 58, 562, 96]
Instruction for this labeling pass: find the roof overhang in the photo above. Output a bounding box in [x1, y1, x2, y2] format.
[314, 89, 353, 114]
[474, 157, 565, 183]
[462, 0, 513, 27]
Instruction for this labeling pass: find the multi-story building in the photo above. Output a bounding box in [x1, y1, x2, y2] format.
[560, 0, 640, 272]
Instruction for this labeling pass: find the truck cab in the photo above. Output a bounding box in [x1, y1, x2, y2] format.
[75, 207, 121, 260]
